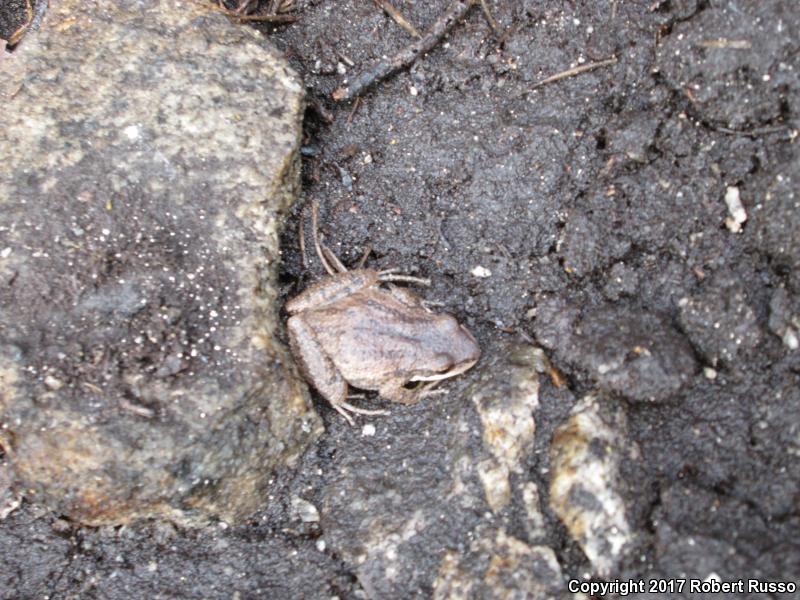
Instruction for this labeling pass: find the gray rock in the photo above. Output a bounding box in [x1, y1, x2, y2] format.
[0, 0, 321, 525]
[472, 344, 540, 512]
[0, 508, 352, 599]
[549, 394, 634, 577]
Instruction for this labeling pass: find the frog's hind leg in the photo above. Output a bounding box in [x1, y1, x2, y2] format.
[288, 315, 387, 426]
[288, 314, 350, 423]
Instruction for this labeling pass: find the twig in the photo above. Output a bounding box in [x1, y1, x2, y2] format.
[531, 56, 617, 89]
[333, 0, 476, 102]
[479, 0, 502, 36]
[346, 96, 362, 124]
[374, 0, 421, 38]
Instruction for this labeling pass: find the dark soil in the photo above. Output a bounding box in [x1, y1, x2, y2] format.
[2, 0, 799, 598]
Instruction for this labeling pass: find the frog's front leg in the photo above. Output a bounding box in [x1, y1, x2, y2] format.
[288, 314, 388, 425]
[286, 269, 380, 314]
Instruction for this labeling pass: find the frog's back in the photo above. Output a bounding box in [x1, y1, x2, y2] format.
[310, 289, 442, 388]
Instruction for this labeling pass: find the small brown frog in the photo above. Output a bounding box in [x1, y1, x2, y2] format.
[286, 203, 481, 425]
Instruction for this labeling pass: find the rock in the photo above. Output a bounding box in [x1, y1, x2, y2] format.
[0, 0, 321, 525]
[535, 298, 696, 403]
[651, 483, 793, 588]
[472, 345, 540, 512]
[433, 528, 569, 600]
[549, 394, 634, 577]
[678, 273, 762, 367]
[723, 186, 747, 233]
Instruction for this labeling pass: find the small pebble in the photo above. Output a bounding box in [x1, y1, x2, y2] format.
[0, 247, 11, 258]
[783, 329, 799, 350]
[409, 85, 418, 96]
[471, 265, 492, 278]
[362, 423, 376, 437]
[291, 496, 320, 523]
[336, 62, 347, 75]
[724, 186, 747, 232]
[703, 367, 718, 380]
[44, 375, 64, 390]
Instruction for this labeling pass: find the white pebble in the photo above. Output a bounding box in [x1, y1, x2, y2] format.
[362, 423, 376, 437]
[44, 375, 64, 390]
[703, 367, 718, 380]
[724, 186, 747, 232]
[0, 247, 11, 258]
[409, 85, 418, 96]
[471, 265, 492, 278]
[123, 125, 140, 141]
[783, 329, 799, 350]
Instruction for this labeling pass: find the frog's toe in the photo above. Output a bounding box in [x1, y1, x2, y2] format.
[330, 400, 389, 426]
[331, 402, 356, 426]
[338, 400, 390, 417]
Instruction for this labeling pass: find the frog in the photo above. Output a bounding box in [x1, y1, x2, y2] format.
[286, 203, 481, 425]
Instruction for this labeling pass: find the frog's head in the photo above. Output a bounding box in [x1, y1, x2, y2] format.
[411, 313, 481, 382]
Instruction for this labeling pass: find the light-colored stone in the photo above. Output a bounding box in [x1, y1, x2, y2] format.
[549, 394, 633, 576]
[472, 345, 540, 512]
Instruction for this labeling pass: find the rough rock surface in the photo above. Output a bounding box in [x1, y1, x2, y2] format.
[0, 0, 319, 525]
[549, 394, 634, 577]
[472, 344, 540, 512]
